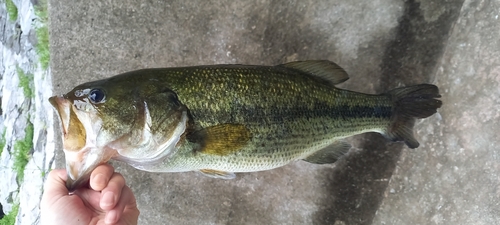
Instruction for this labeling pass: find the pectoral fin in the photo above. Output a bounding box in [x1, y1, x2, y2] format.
[190, 124, 251, 156]
[199, 169, 236, 179]
[303, 141, 351, 164]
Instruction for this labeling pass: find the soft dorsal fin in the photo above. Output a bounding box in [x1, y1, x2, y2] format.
[303, 140, 351, 164]
[279, 60, 349, 86]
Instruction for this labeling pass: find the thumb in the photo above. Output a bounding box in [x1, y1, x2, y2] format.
[41, 169, 69, 208]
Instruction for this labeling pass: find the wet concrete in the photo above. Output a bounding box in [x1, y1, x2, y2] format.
[48, 0, 499, 224]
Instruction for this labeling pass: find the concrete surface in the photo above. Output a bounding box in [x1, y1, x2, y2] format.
[48, 0, 499, 224]
[373, 0, 500, 224]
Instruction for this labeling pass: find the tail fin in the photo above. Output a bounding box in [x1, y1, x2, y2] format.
[385, 84, 442, 148]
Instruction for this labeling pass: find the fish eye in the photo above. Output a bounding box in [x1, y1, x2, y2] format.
[89, 88, 106, 104]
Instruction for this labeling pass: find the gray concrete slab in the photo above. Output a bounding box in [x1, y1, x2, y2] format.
[48, 0, 499, 224]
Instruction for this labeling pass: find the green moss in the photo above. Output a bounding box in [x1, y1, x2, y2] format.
[16, 67, 34, 99]
[35, 27, 50, 70]
[0, 203, 19, 225]
[13, 122, 34, 183]
[34, 0, 50, 70]
[34, 0, 48, 23]
[5, 0, 18, 22]
[0, 128, 6, 157]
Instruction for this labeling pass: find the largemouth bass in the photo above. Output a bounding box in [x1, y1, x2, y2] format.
[49, 60, 442, 191]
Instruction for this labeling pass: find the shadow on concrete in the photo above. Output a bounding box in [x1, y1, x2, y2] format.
[312, 0, 464, 224]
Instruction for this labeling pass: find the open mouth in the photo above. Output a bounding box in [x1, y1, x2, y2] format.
[50, 95, 91, 191]
[49, 96, 87, 151]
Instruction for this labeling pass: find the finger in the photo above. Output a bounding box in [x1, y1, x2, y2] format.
[100, 172, 125, 210]
[40, 169, 68, 208]
[105, 185, 137, 225]
[89, 163, 115, 191]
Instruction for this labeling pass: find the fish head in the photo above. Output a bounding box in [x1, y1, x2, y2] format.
[50, 74, 188, 191]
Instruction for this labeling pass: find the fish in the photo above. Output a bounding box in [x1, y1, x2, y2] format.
[49, 60, 442, 191]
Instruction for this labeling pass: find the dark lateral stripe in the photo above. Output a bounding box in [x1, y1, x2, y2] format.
[331, 104, 392, 119]
[190, 103, 392, 125]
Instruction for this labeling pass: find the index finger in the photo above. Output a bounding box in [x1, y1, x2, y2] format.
[89, 163, 115, 191]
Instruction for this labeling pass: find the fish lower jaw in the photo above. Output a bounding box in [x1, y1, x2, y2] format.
[64, 144, 111, 178]
[63, 148, 91, 181]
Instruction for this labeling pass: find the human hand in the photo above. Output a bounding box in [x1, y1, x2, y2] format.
[40, 164, 140, 225]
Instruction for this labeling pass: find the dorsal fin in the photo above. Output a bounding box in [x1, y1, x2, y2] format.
[279, 60, 349, 86]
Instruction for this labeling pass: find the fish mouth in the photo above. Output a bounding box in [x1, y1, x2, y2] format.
[49, 96, 71, 140]
[49, 95, 106, 192]
[49, 96, 87, 151]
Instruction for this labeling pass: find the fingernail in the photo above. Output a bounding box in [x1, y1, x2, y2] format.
[105, 210, 117, 224]
[102, 191, 115, 208]
[94, 174, 106, 187]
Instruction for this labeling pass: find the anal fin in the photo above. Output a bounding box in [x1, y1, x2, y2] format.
[303, 141, 351, 164]
[198, 169, 236, 179]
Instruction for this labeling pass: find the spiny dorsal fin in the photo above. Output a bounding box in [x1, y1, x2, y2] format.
[198, 169, 236, 179]
[303, 140, 351, 164]
[191, 124, 251, 156]
[279, 60, 349, 86]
